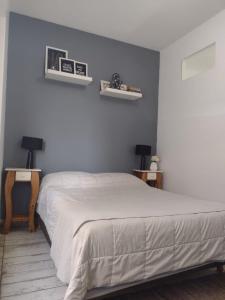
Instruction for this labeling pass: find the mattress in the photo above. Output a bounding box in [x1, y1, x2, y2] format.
[37, 172, 225, 300]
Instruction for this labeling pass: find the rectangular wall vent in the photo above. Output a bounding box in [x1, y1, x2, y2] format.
[182, 43, 216, 80]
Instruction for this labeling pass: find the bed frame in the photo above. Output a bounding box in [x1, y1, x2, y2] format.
[38, 216, 225, 299]
[39, 216, 51, 246]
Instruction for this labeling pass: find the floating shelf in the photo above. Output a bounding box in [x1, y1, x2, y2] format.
[100, 87, 142, 100]
[45, 69, 93, 86]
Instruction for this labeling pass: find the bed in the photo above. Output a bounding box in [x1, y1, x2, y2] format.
[37, 172, 225, 300]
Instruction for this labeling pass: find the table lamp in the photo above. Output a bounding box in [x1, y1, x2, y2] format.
[21, 136, 43, 169]
[135, 144, 151, 170]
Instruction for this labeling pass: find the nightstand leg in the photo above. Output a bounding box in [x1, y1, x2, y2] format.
[28, 172, 40, 232]
[156, 173, 163, 189]
[4, 171, 15, 234]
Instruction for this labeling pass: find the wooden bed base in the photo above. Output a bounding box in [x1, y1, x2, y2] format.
[38, 216, 225, 299]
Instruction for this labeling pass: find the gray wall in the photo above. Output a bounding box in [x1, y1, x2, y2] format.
[2, 13, 159, 215]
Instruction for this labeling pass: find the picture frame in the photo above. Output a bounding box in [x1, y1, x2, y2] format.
[100, 80, 110, 91]
[45, 46, 68, 72]
[59, 57, 75, 74]
[75, 61, 88, 76]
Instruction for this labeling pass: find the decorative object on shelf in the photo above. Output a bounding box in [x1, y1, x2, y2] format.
[45, 46, 68, 72]
[127, 85, 142, 93]
[110, 73, 122, 89]
[45, 46, 92, 85]
[120, 84, 128, 91]
[75, 61, 88, 76]
[150, 155, 160, 171]
[135, 145, 151, 170]
[100, 80, 110, 91]
[59, 58, 75, 74]
[21, 136, 43, 169]
[100, 76, 142, 100]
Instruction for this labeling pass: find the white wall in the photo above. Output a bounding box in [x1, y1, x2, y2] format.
[0, 15, 9, 219]
[158, 9, 225, 202]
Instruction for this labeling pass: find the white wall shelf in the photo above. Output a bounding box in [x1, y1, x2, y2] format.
[45, 69, 93, 86]
[100, 87, 142, 100]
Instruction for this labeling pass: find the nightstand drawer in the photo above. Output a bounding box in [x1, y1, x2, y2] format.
[147, 172, 157, 180]
[15, 171, 31, 182]
[133, 169, 163, 189]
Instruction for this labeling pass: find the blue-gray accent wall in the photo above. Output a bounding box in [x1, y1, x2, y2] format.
[2, 13, 159, 215]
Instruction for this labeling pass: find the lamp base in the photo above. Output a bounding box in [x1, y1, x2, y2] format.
[140, 155, 146, 170]
[26, 150, 34, 169]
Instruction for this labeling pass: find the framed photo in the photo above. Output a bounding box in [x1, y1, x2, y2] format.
[75, 61, 88, 76]
[45, 46, 68, 72]
[59, 58, 75, 74]
[100, 80, 110, 91]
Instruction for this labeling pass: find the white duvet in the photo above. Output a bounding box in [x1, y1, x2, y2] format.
[37, 172, 225, 300]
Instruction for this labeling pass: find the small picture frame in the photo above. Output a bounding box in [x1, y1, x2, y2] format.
[45, 46, 68, 72]
[100, 80, 110, 91]
[59, 58, 75, 74]
[75, 61, 88, 76]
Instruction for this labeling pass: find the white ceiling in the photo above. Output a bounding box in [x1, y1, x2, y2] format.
[1, 0, 225, 50]
[0, 0, 9, 16]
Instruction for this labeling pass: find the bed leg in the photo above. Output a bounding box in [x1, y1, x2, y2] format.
[216, 264, 224, 273]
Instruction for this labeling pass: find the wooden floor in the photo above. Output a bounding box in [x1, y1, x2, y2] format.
[1, 230, 225, 299]
[0, 230, 67, 299]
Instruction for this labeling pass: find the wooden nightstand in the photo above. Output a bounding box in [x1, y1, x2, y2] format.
[4, 168, 41, 234]
[133, 170, 163, 189]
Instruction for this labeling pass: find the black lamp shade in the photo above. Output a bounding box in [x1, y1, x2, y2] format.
[135, 145, 151, 156]
[21, 136, 43, 169]
[21, 136, 43, 151]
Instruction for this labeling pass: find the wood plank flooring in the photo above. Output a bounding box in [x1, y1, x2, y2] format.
[0, 230, 67, 299]
[1, 230, 225, 299]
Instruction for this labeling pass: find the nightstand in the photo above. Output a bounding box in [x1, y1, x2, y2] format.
[4, 168, 41, 234]
[133, 170, 163, 189]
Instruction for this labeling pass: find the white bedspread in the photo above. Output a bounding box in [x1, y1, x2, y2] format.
[37, 173, 225, 300]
